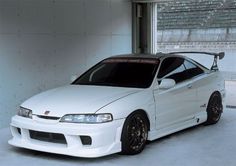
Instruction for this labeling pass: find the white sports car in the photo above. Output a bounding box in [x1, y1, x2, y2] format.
[9, 52, 225, 158]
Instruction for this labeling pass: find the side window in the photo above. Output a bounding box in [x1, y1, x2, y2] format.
[158, 57, 187, 84]
[158, 57, 205, 84]
[184, 60, 204, 79]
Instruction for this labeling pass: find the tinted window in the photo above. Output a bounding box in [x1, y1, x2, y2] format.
[158, 57, 187, 83]
[73, 58, 159, 88]
[158, 57, 204, 84]
[184, 60, 204, 78]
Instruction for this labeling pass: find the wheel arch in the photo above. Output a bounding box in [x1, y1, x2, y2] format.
[126, 109, 151, 131]
[208, 91, 222, 104]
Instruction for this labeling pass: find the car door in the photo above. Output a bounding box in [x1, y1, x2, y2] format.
[154, 57, 198, 130]
[184, 59, 212, 115]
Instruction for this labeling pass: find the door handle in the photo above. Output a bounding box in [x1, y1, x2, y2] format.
[187, 84, 192, 89]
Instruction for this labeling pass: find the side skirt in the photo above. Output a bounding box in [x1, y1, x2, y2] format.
[147, 112, 207, 141]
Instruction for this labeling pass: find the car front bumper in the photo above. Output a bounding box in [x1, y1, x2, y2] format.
[8, 115, 125, 158]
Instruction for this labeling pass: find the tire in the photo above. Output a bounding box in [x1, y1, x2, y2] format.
[121, 111, 148, 155]
[205, 92, 223, 125]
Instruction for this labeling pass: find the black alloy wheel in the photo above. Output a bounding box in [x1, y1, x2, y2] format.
[121, 112, 148, 155]
[205, 92, 223, 125]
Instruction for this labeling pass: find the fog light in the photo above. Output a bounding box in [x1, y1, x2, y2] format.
[80, 136, 92, 145]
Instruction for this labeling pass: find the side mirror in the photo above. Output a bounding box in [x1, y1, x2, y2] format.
[70, 75, 78, 82]
[159, 78, 176, 89]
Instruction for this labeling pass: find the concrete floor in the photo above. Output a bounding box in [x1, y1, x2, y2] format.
[226, 81, 236, 107]
[0, 82, 235, 166]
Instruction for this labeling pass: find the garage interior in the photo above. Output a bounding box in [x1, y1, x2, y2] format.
[0, 0, 236, 165]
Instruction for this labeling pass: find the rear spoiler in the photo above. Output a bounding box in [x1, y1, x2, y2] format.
[169, 51, 225, 71]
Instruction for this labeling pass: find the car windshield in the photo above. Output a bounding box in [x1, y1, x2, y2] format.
[72, 58, 160, 88]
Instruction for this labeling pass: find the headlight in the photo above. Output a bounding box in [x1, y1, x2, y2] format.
[60, 114, 113, 123]
[18, 107, 32, 119]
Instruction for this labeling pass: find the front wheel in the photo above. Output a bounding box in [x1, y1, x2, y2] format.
[205, 92, 223, 125]
[121, 112, 148, 155]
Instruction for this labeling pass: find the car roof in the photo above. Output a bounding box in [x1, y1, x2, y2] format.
[109, 53, 186, 60]
[108, 53, 209, 71]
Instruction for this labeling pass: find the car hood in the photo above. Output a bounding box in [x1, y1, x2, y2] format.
[21, 85, 140, 117]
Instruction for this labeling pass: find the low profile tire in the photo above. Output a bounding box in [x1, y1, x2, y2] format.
[121, 111, 148, 155]
[205, 92, 223, 125]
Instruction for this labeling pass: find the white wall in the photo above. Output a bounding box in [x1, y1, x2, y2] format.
[0, 0, 132, 128]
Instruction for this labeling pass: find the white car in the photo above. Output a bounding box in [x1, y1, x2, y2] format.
[9, 52, 225, 158]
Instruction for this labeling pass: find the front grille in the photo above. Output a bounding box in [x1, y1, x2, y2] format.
[29, 130, 67, 144]
[36, 115, 60, 120]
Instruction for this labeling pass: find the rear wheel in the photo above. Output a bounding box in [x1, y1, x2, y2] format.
[121, 112, 148, 155]
[205, 92, 223, 125]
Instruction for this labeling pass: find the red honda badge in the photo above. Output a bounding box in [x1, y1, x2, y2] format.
[44, 111, 50, 115]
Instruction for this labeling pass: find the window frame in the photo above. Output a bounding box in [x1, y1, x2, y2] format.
[132, 3, 158, 54]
